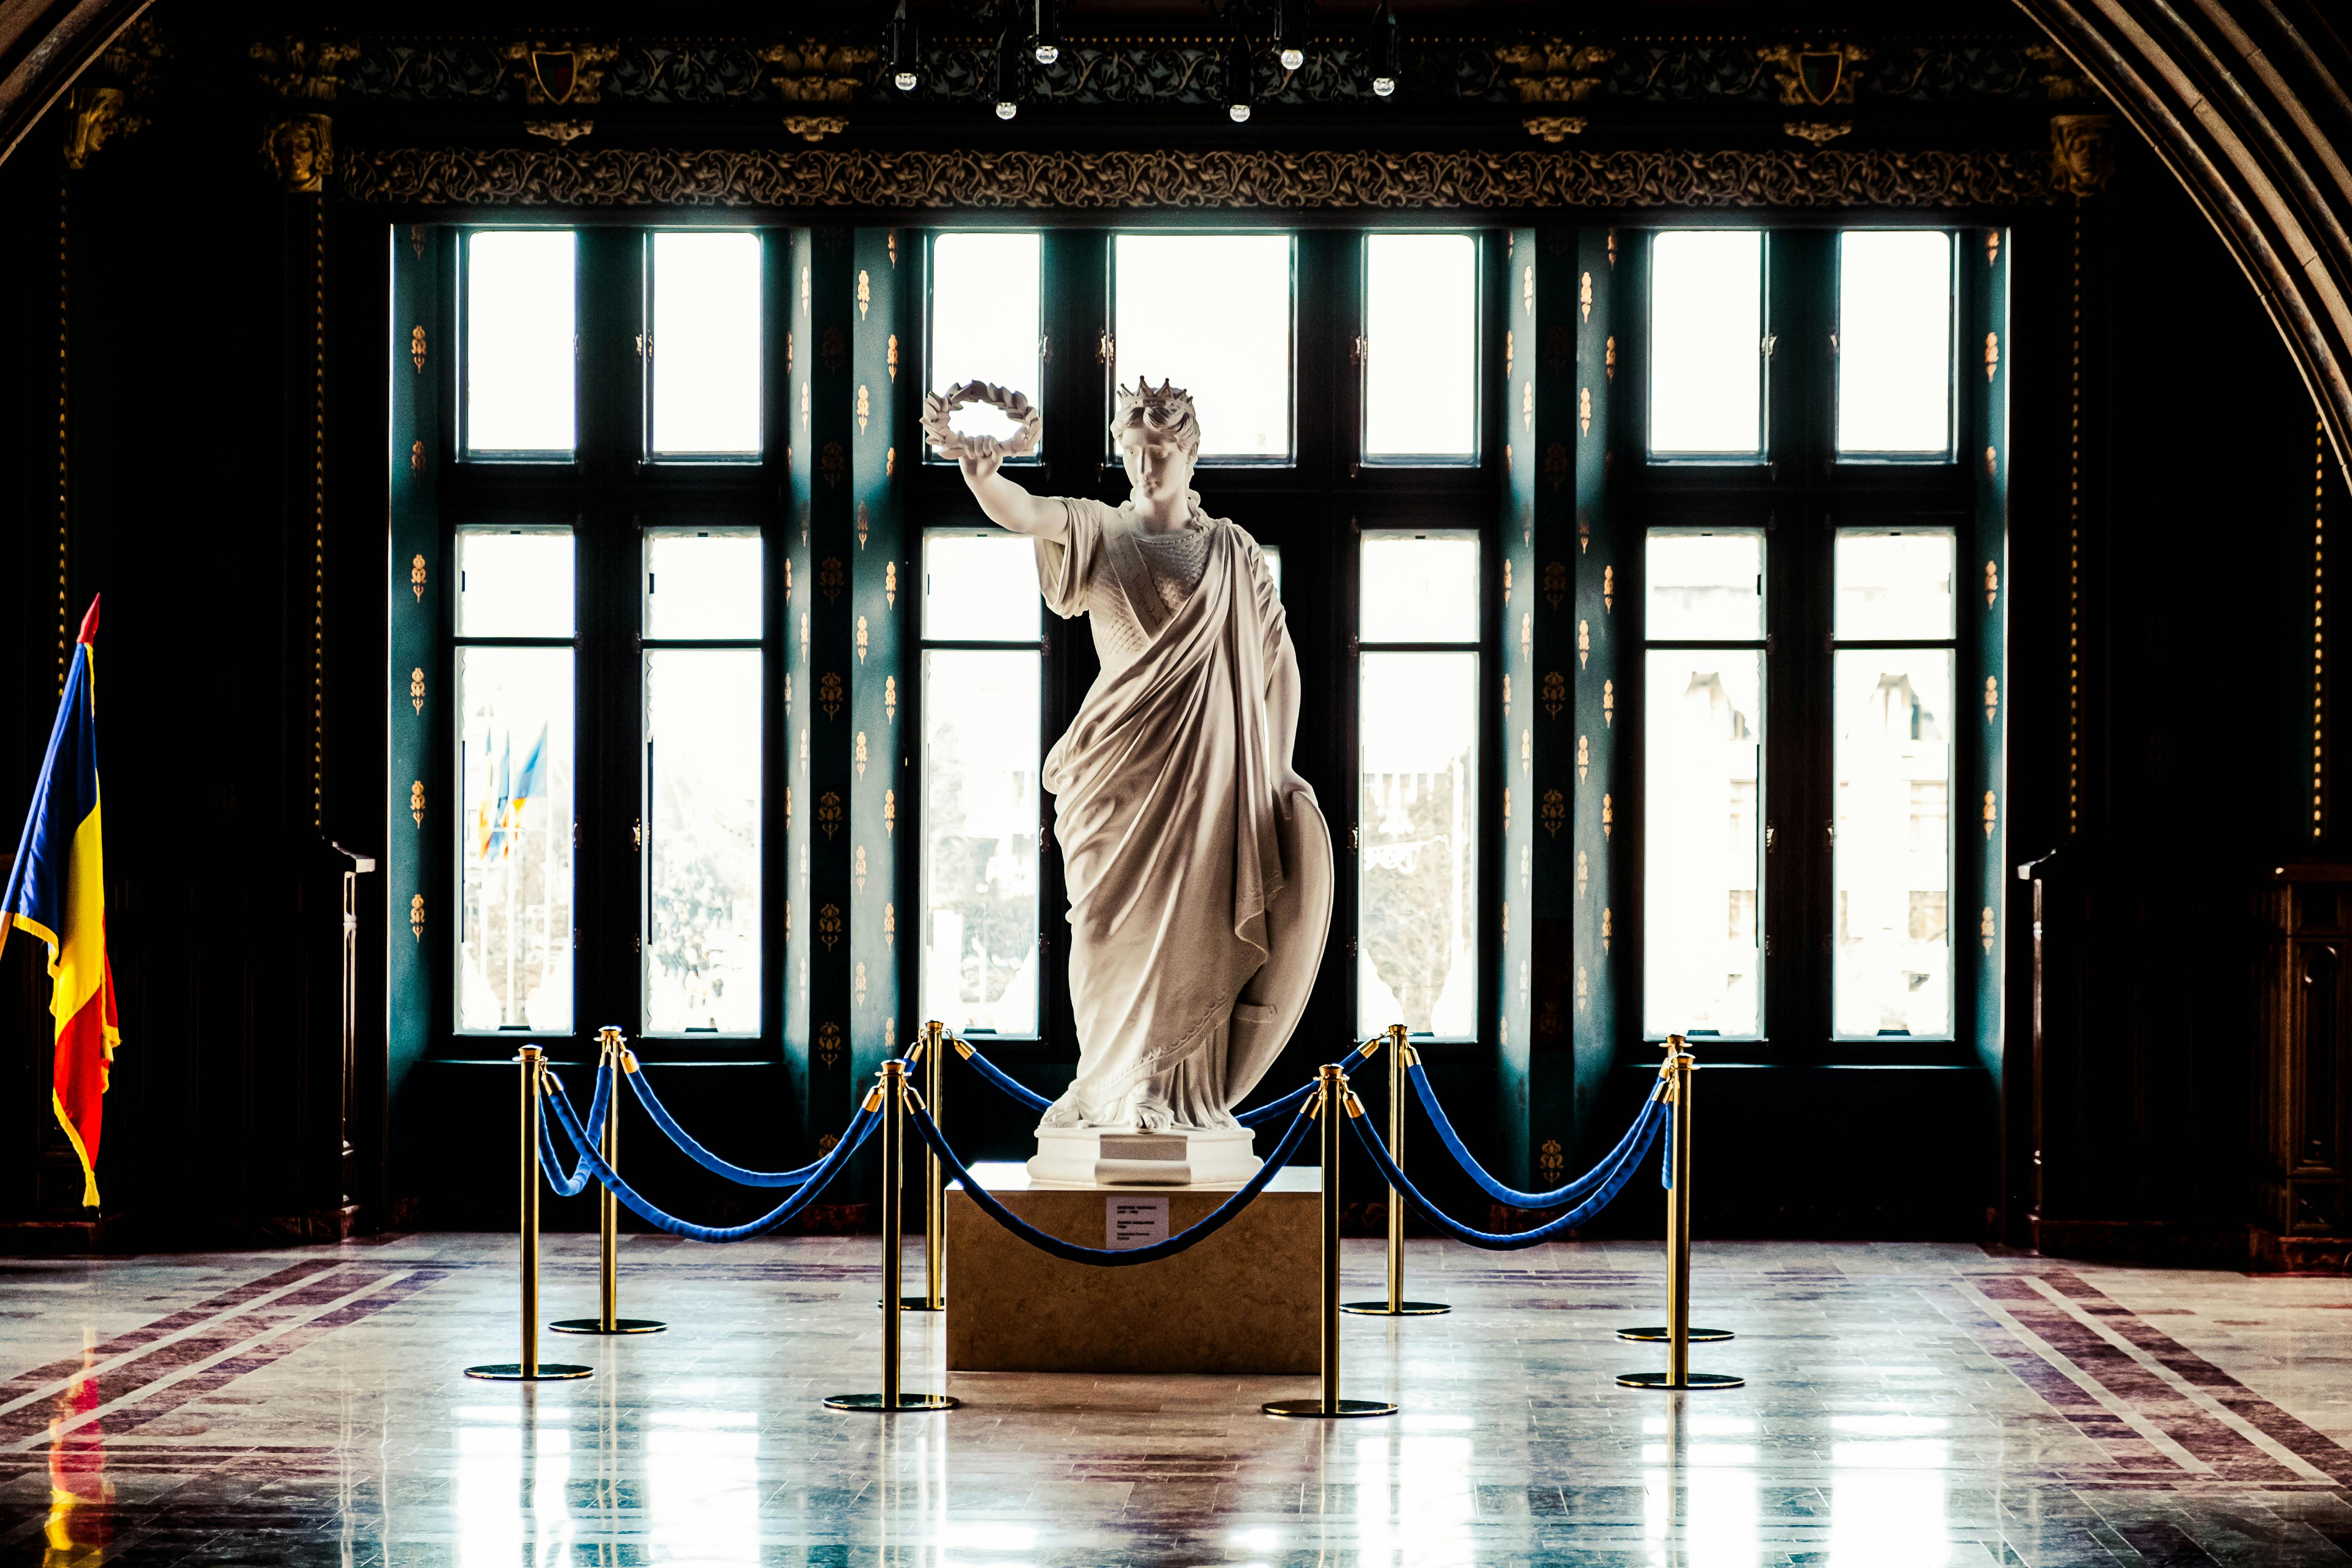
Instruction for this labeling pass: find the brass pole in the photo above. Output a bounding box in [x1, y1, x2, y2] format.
[553, 1031, 666, 1336]
[467, 1046, 590, 1380]
[828, 1061, 956, 1412]
[1265, 1065, 1396, 1418]
[1617, 1037, 1740, 1391]
[1343, 1029, 1449, 1318]
[900, 1021, 947, 1312]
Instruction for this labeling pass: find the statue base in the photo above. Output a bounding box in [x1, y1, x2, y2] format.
[1026, 1125, 1259, 1187]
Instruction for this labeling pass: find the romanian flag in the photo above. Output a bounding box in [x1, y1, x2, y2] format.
[0, 599, 118, 1208]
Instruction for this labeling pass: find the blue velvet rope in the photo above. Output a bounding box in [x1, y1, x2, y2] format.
[952, 1040, 1055, 1114]
[622, 1060, 837, 1187]
[1235, 1078, 1318, 1127]
[906, 1099, 1317, 1267]
[1348, 1095, 1665, 1250]
[1407, 1063, 1667, 1209]
[543, 1072, 881, 1241]
[538, 1062, 615, 1199]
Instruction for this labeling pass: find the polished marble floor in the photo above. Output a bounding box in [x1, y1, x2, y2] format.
[4, 1235, 2352, 1564]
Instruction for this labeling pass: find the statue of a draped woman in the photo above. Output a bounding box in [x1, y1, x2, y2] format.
[927, 379, 1332, 1138]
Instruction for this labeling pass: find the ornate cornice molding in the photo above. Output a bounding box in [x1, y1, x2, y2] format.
[341, 145, 2060, 209]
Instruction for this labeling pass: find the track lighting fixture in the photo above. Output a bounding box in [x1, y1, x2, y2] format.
[995, 23, 1022, 120]
[1372, 1, 1399, 98]
[1228, 27, 1254, 123]
[1274, 0, 1304, 73]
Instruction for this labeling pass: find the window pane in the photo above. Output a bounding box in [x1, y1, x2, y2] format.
[1260, 543, 1282, 599]
[929, 233, 1043, 454]
[1832, 650, 1953, 1038]
[645, 650, 762, 1035]
[1837, 231, 1953, 456]
[466, 230, 576, 458]
[1646, 531, 1764, 642]
[1359, 652, 1478, 1038]
[1362, 532, 1478, 644]
[457, 647, 574, 1032]
[457, 528, 574, 639]
[922, 531, 1041, 642]
[1650, 231, 1763, 458]
[1836, 531, 1955, 641]
[921, 650, 1040, 1035]
[1364, 234, 1477, 463]
[646, 529, 762, 641]
[650, 232, 762, 457]
[1113, 234, 1293, 462]
[1643, 650, 1761, 1038]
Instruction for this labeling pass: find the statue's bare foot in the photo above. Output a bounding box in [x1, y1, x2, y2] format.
[1039, 1091, 1086, 1129]
[1131, 1092, 1176, 1132]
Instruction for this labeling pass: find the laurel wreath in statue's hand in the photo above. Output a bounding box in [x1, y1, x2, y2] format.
[920, 379, 1042, 462]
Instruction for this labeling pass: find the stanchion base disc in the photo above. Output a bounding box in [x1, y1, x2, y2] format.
[548, 1318, 668, 1335]
[1613, 1371, 1745, 1390]
[1339, 1301, 1452, 1316]
[464, 1363, 594, 1381]
[1262, 1398, 1399, 1419]
[889, 1297, 947, 1312]
[1615, 1325, 1734, 1343]
[822, 1393, 959, 1412]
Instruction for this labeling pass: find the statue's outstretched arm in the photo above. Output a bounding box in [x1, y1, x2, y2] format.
[956, 453, 1069, 543]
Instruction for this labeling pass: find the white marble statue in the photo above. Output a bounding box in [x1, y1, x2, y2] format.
[924, 379, 1334, 1152]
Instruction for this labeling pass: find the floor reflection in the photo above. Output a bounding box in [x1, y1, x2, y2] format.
[1354, 1414, 1476, 1567]
[41, 1329, 108, 1568]
[454, 1403, 572, 1568]
[1828, 1416, 1952, 1567]
[1643, 1411, 1760, 1568]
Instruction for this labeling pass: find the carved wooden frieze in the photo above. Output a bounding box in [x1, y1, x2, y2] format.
[343, 144, 2060, 209]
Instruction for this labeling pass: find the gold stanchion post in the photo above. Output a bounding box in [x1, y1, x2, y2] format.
[1265, 1064, 1397, 1419]
[828, 1060, 958, 1413]
[1344, 1024, 1450, 1318]
[554, 1027, 667, 1336]
[898, 1021, 947, 1312]
[1617, 1037, 1741, 1390]
[467, 1045, 593, 1381]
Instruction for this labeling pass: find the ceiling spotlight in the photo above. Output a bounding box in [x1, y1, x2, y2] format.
[1372, 1, 1400, 98]
[1228, 27, 1254, 125]
[886, 1, 920, 92]
[1274, 0, 1305, 73]
[1033, 0, 1061, 67]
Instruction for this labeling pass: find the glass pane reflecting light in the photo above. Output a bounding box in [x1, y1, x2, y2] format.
[1836, 531, 1955, 641]
[457, 529, 574, 639]
[1113, 234, 1293, 461]
[651, 232, 762, 457]
[1644, 650, 1762, 1038]
[1646, 532, 1763, 642]
[1838, 230, 1955, 456]
[646, 650, 762, 1034]
[1361, 533, 1478, 644]
[929, 232, 1042, 452]
[1833, 649, 1953, 1037]
[1364, 234, 1477, 462]
[1650, 230, 1764, 457]
[466, 230, 576, 457]
[924, 532, 1042, 642]
[1360, 653, 1479, 1038]
[646, 529, 762, 640]
[922, 650, 1041, 1035]
[458, 648, 573, 1031]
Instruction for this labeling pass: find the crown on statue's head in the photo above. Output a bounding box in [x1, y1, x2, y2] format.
[1109, 374, 1201, 456]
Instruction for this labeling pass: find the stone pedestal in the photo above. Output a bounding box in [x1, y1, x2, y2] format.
[1026, 1124, 1259, 1185]
[944, 1160, 1318, 1374]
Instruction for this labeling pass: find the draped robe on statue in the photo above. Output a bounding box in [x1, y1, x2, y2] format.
[1033, 493, 1327, 1131]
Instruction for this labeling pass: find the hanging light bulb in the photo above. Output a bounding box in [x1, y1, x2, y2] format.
[995, 23, 1023, 122]
[1279, 45, 1304, 72]
[1372, 1, 1400, 98]
[1275, 0, 1305, 73]
[1228, 27, 1254, 124]
[1033, 0, 1061, 65]
[886, 1, 920, 92]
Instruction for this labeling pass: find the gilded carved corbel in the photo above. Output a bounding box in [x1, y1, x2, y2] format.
[2050, 113, 2116, 198]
